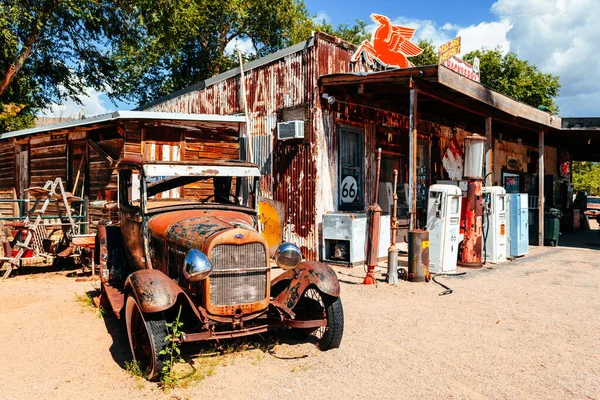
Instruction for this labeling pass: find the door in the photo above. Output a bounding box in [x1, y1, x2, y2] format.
[338, 126, 364, 211]
[119, 169, 145, 271]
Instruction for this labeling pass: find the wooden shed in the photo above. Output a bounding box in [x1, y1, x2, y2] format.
[0, 111, 245, 229]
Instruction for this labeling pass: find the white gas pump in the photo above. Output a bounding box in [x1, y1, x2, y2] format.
[482, 186, 508, 263]
[427, 184, 462, 273]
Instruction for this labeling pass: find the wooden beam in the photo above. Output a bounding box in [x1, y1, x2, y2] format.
[409, 87, 418, 231]
[485, 117, 493, 186]
[437, 66, 561, 130]
[416, 78, 542, 133]
[538, 129, 545, 247]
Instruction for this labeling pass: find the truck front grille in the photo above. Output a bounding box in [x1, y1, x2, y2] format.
[209, 243, 268, 306]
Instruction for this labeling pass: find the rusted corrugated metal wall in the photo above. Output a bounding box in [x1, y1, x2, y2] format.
[143, 34, 357, 260]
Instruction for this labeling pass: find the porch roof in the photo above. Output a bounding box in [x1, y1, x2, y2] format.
[319, 65, 561, 135]
[0, 111, 246, 140]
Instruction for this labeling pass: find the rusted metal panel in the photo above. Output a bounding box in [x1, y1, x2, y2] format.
[271, 260, 340, 316]
[143, 35, 367, 260]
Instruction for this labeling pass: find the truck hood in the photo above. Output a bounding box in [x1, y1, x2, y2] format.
[148, 210, 259, 251]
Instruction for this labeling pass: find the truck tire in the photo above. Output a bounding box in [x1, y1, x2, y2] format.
[292, 287, 344, 351]
[125, 295, 168, 381]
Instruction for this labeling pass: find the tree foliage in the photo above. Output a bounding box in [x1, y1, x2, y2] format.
[112, 0, 322, 105]
[410, 39, 438, 67]
[315, 19, 370, 45]
[572, 161, 600, 195]
[0, 0, 124, 132]
[463, 48, 561, 113]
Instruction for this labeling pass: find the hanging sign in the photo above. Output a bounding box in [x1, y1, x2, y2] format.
[442, 56, 480, 83]
[351, 13, 423, 69]
[438, 37, 461, 64]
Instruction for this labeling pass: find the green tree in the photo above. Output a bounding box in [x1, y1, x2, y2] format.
[410, 39, 438, 66]
[463, 48, 561, 113]
[572, 161, 600, 195]
[0, 0, 125, 132]
[315, 19, 370, 45]
[112, 0, 320, 105]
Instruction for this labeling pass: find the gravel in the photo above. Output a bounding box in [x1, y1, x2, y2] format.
[1, 228, 599, 400]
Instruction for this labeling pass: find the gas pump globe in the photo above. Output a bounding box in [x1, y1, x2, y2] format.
[463, 135, 485, 178]
[459, 134, 486, 267]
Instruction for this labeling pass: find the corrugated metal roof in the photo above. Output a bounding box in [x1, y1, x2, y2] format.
[136, 36, 317, 111]
[0, 111, 246, 140]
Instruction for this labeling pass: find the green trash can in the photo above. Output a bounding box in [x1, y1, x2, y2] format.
[544, 208, 561, 247]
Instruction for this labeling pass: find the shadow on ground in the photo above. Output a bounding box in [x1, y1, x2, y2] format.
[89, 287, 323, 372]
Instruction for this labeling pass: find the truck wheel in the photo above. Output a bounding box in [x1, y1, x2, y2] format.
[293, 287, 344, 351]
[125, 295, 168, 381]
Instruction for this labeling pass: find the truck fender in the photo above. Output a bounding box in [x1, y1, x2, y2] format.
[271, 261, 340, 317]
[124, 269, 185, 314]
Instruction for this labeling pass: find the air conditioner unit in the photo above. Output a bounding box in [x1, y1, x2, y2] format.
[277, 120, 304, 140]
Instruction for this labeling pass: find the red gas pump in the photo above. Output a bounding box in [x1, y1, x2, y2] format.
[459, 135, 486, 267]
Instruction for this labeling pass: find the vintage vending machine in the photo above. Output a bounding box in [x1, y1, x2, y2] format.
[509, 193, 529, 257]
[482, 186, 508, 263]
[427, 184, 462, 273]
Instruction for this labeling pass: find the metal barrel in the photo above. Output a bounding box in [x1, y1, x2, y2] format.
[408, 229, 430, 282]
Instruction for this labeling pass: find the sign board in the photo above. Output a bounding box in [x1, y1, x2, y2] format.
[442, 56, 480, 83]
[438, 37, 461, 64]
[351, 13, 423, 69]
[341, 176, 358, 203]
[442, 136, 464, 180]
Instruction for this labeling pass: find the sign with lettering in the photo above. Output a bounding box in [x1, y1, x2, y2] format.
[442, 56, 481, 83]
[438, 37, 461, 64]
[351, 13, 423, 69]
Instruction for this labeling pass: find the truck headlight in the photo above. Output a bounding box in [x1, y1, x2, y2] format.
[183, 249, 212, 281]
[274, 242, 302, 270]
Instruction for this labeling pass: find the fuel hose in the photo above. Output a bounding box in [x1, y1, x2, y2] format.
[432, 272, 466, 296]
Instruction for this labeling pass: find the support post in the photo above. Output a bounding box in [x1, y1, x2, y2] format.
[538, 129, 545, 246]
[409, 87, 418, 231]
[485, 117, 493, 186]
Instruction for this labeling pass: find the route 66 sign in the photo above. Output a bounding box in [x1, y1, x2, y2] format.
[341, 176, 358, 203]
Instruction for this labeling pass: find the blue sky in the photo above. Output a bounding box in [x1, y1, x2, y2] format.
[42, 0, 600, 118]
[305, 0, 496, 28]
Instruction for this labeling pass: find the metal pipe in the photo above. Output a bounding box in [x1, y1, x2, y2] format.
[364, 148, 382, 285]
[387, 169, 399, 284]
[408, 86, 418, 231]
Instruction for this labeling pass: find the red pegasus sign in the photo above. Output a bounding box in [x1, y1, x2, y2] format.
[351, 14, 424, 69]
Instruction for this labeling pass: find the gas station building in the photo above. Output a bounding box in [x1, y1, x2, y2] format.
[140, 32, 583, 263]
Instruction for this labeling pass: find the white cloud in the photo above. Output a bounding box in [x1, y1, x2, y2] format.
[491, 0, 600, 116]
[369, 1, 600, 116]
[366, 16, 510, 55]
[39, 86, 110, 119]
[366, 17, 453, 47]
[224, 37, 256, 56]
[313, 10, 332, 25]
[456, 20, 511, 55]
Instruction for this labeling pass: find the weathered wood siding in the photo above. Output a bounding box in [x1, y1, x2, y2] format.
[29, 133, 67, 187]
[0, 141, 14, 189]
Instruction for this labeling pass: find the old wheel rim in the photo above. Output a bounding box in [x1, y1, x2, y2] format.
[295, 288, 327, 340]
[126, 298, 152, 371]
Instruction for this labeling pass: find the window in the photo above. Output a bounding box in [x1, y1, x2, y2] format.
[119, 170, 140, 210]
[451, 196, 459, 214]
[338, 126, 364, 211]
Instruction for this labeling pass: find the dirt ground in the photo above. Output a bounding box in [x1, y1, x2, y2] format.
[1, 226, 599, 400]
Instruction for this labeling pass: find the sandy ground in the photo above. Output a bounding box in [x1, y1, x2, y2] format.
[1, 226, 599, 400]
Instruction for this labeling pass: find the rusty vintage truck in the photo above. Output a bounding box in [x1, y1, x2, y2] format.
[96, 155, 343, 380]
